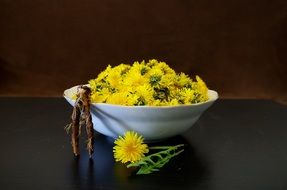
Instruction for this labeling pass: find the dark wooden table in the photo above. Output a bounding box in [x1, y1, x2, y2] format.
[0, 98, 287, 190]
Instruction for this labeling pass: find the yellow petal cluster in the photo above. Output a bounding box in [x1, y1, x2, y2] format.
[88, 59, 209, 106]
[113, 131, 149, 163]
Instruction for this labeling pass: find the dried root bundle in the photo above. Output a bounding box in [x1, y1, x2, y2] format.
[65, 86, 94, 158]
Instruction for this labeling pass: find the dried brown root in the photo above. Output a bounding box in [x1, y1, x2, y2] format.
[71, 98, 81, 156]
[85, 108, 94, 157]
[66, 85, 94, 157]
[79, 86, 94, 157]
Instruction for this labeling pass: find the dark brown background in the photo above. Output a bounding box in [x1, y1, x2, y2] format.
[1, 0, 287, 103]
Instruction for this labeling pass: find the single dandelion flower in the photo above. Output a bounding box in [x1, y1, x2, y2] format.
[176, 73, 192, 87]
[113, 131, 149, 163]
[134, 84, 154, 105]
[106, 71, 121, 87]
[180, 88, 195, 104]
[124, 71, 149, 87]
[106, 92, 132, 105]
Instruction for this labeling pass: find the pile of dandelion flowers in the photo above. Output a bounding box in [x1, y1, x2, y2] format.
[113, 131, 149, 163]
[88, 59, 209, 106]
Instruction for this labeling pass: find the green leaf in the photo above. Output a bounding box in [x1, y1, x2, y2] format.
[127, 144, 184, 175]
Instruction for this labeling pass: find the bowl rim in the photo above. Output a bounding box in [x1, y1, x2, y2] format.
[63, 85, 218, 109]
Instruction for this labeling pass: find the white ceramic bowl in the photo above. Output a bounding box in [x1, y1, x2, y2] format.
[64, 85, 218, 141]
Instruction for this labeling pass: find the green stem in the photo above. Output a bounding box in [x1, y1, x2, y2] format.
[149, 144, 184, 150]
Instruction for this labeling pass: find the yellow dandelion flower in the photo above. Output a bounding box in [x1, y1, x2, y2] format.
[149, 99, 162, 106]
[106, 92, 129, 105]
[125, 93, 139, 106]
[168, 98, 180, 106]
[160, 73, 176, 87]
[176, 73, 192, 87]
[106, 70, 121, 87]
[114, 63, 130, 73]
[88, 79, 97, 91]
[180, 88, 195, 104]
[134, 84, 154, 105]
[112, 64, 130, 77]
[90, 88, 111, 103]
[129, 61, 141, 72]
[194, 75, 209, 102]
[148, 67, 164, 77]
[196, 76, 208, 93]
[130, 61, 149, 75]
[113, 131, 149, 163]
[146, 59, 159, 67]
[117, 85, 133, 94]
[153, 61, 176, 75]
[124, 71, 149, 87]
